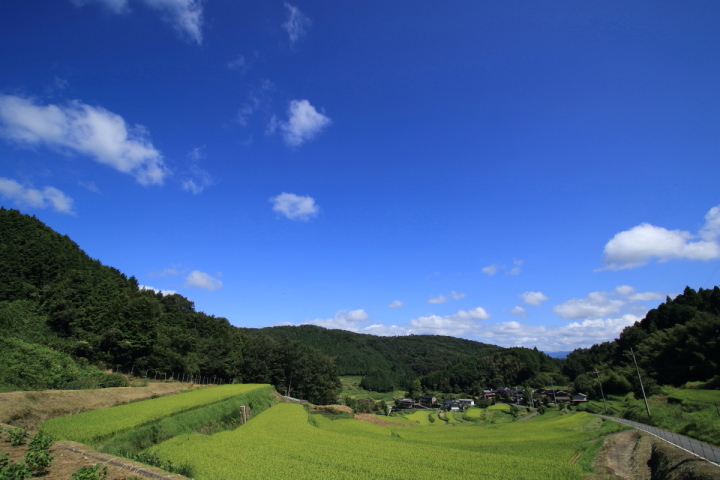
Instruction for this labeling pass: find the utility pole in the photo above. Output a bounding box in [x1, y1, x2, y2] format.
[626, 348, 651, 418]
[593, 370, 607, 414]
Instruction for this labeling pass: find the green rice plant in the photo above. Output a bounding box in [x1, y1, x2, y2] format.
[41, 384, 270, 445]
[403, 411, 434, 425]
[487, 403, 511, 411]
[98, 385, 275, 456]
[149, 403, 601, 480]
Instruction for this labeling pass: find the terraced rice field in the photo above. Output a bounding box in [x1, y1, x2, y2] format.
[41, 384, 270, 444]
[151, 402, 624, 480]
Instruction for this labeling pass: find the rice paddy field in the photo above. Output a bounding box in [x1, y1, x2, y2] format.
[150, 402, 627, 480]
[41, 384, 271, 445]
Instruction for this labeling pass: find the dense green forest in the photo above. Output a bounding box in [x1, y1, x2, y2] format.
[246, 325, 561, 392]
[564, 286, 720, 398]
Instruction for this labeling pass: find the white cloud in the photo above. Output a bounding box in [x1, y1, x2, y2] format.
[388, 300, 404, 308]
[140, 285, 178, 296]
[306, 309, 369, 331]
[471, 314, 641, 351]
[449, 291, 465, 300]
[614, 285, 664, 302]
[270, 192, 319, 221]
[509, 306, 528, 318]
[282, 3, 311, 45]
[0, 177, 74, 214]
[71, 0, 203, 44]
[274, 99, 331, 147]
[521, 291, 548, 306]
[408, 307, 490, 336]
[553, 291, 624, 320]
[602, 205, 720, 269]
[0, 95, 168, 186]
[428, 295, 447, 304]
[184, 270, 222, 291]
[482, 264, 500, 275]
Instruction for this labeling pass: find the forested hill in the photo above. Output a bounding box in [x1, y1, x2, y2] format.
[563, 286, 720, 398]
[0, 208, 341, 403]
[243, 325, 501, 390]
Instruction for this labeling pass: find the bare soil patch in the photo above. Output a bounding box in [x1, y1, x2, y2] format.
[353, 414, 410, 426]
[0, 436, 188, 480]
[0, 383, 191, 430]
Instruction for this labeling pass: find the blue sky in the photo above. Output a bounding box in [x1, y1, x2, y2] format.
[1, 0, 719, 352]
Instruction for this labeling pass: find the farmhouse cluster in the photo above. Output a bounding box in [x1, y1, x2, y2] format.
[392, 388, 588, 412]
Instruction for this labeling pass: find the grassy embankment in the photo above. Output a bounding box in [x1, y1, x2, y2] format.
[575, 386, 720, 447]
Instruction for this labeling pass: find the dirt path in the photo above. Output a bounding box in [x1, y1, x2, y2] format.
[592, 430, 653, 480]
[0, 383, 191, 430]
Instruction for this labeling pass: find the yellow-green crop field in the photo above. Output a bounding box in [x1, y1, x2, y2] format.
[151, 402, 624, 480]
[42, 384, 269, 444]
[403, 410, 434, 425]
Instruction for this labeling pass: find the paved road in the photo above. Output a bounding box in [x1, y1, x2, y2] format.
[597, 414, 720, 467]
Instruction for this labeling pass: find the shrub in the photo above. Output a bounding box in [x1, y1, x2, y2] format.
[70, 465, 108, 480]
[24, 449, 52, 475]
[28, 432, 53, 451]
[5, 428, 27, 447]
[0, 463, 31, 480]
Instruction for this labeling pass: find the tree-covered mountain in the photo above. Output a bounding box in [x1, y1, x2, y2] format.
[244, 325, 561, 392]
[0, 208, 340, 403]
[564, 286, 720, 398]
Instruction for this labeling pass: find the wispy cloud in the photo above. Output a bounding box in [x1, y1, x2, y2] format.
[509, 306, 528, 318]
[0, 95, 168, 186]
[70, 0, 204, 44]
[482, 259, 523, 276]
[602, 205, 720, 270]
[181, 147, 213, 194]
[282, 3, 310, 45]
[270, 99, 331, 147]
[0, 177, 74, 214]
[184, 270, 222, 291]
[237, 81, 273, 127]
[428, 290, 465, 304]
[388, 300, 404, 308]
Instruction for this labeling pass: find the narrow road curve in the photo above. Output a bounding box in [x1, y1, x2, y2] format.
[597, 414, 720, 468]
